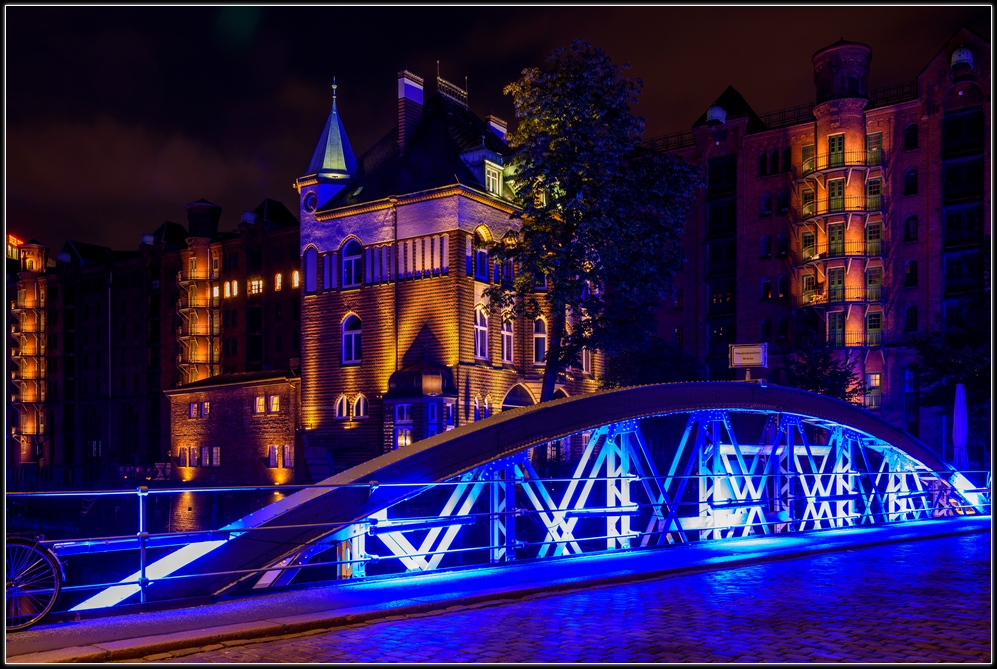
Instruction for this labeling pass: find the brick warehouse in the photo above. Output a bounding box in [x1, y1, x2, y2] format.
[293, 71, 602, 475]
[652, 27, 989, 463]
[6, 28, 989, 489]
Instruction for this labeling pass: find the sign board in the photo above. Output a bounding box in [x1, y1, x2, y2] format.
[729, 343, 768, 368]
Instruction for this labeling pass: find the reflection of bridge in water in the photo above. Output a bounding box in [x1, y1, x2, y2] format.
[72, 382, 989, 612]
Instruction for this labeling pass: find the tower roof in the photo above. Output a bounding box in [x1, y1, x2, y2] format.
[305, 81, 357, 180]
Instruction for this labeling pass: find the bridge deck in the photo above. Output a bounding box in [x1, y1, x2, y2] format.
[7, 515, 989, 663]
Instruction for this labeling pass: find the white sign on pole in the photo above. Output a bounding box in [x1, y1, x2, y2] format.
[729, 343, 768, 368]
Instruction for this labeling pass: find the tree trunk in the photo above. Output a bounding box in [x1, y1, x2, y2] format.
[539, 310, 565, 402]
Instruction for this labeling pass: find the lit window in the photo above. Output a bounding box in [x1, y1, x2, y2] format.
[353, 394, 368, 419]
[534, 319, 547, 365]
[232, 281, 238, 297]
[269, 395, 280, 413]
[249, 279, 263, 295]
[342, 315, 362, 364]
[190, 446, 200, 468]
[282, 445, 294, 469]
[865, 373, 882, 409]
[581, 347, 592, 374]
[485, 163, 502, 195]
[201, 401, 210, 417]
[292, 270, 300, 288]
[268, 445, 279, 468]
[224, 282, 231, 298]
[474, 307, 489, 359]
[189, 402, 198, 418]
[342, 240, 362, 288]
[254, 396, 265, 414]
[212, 446, 221, 468]
[501, 317, 514, 363]
[395, 426, 412, 450]
[275, 273, 282, 291]
[213, 285, 219, 298]
[335, 395, 349, 420]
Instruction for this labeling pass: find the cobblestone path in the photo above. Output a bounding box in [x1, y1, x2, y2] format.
[123, 532, 990, 663]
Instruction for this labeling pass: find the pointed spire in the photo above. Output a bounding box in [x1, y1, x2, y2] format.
[306, 77, 357, 179]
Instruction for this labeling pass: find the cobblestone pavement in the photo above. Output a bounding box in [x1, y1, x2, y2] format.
[121, 532, 990, 663]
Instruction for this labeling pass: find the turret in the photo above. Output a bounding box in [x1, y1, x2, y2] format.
[297, 80, 357, 217]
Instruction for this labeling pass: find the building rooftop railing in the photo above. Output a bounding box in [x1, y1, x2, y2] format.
[644, 130, 696, 152]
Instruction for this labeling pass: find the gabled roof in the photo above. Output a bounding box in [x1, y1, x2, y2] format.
[166, 369, 299, 393]
[305, 86, 357, 180]
[147, 221, 190, 248]
[251, 198, 299, 230]
[325, 93, 511, 208]
[693, 85, 767, 134]
[63, 239, 113, 266]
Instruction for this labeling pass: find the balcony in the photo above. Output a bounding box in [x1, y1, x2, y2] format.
[177, 270, 215, 285]
[176, 352, 221, 366]
[177, 296, 220, 310]
[799, 150, 886, 178]
[178, 323, 221, 337]
[796, 240, 887, 265]
[827, 330, 884, 348]
[799, 194, 886, 220]
[796, 286, 885, 308]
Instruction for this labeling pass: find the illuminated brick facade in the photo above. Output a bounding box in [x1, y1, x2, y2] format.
[296, 72, 602, 473]
[654, 28, 989, 461]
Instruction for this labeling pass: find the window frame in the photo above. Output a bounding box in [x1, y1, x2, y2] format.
[473, 306, 489, 360]
[342, 315, 362, 364]
[501, 316, 514, 364]
[342, 240, 362, 288]
[533, 318, 547, 365]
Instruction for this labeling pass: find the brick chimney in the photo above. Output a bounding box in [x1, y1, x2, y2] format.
[485, 115, 507, 141]
[398, 70, 424, 153]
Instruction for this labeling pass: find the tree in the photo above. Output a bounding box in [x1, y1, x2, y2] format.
[487, 41, 700, 402]
[602, 337, 706, 388]
[784, 337, 864, 404]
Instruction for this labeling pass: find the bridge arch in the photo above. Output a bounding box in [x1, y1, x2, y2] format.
[74, 383, 987, 608]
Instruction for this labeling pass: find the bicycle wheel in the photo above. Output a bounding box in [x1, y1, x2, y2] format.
[6, 537, 62, 632]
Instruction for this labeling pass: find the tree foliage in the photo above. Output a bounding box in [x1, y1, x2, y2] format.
[602, 337, 706, 388]
[783, 337, 864, 404]
[487, 41, 700, 401]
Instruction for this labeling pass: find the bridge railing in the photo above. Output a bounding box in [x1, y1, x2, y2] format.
[6, 453, 990, 618]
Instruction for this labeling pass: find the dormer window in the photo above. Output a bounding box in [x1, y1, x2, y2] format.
[485, 162, 502, 195]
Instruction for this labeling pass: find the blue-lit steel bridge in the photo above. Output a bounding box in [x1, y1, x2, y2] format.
[45, 382, 988, 613]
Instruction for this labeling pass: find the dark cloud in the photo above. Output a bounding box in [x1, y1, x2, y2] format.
[5, 5, 990, 251]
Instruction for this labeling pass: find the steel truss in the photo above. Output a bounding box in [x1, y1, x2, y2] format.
[252, 409, 984, 588]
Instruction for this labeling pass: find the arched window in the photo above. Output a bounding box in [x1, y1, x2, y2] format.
[483, 397, 491, 419]
[501, 317, 514, 363]
[904, 216, 918, 242]
[673, 326, 683, 346]
[760, 235, 772, 258]
[533, 318, 547, 365]
[760, 277, 772, 300]
[473, 397, 481, 422]
[274, 273, 282, 291]
[473, 230, 490, 281]
[904, 306, 919, 332]
[304, 247, 317, 293]
[782, 148, 791, 174]
[224, 281, 231, 298]
[760, 318, 772, 341]
[342, 240, 362, 288]
[342, 315, 362, 364]
[758, 153, 768, 177]
[777, 189, 789, 214]
[777, 275, 788, 299]
[770, 150, 779, 174]
[777, 233, 789, 257]
[292, 270, 300, 288]
[335, 395, 349, 420]
[905, 260, 918, 287]
[353, 394, 368, 419]
[474, 307, 489, 359]
[760, 193, 772, 216]
[904, 124, 918, 151]
[904, 168, 918, 196]
[776, 317, 789, 341]
[231, 280, 238, 297]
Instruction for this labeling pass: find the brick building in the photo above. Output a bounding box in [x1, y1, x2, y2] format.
[653, 28, 989, 460]
[294, 72, 602, 474]
[5, 197, 302, 489]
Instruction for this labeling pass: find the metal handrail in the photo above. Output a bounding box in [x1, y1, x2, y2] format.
[797, 286, 886, 307]
[800, 195, 887, 218]
[797, 240, 887, 263]
[800, 149, 886, 176]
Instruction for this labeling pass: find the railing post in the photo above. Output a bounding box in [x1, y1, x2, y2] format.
[137, 486, 149, 604]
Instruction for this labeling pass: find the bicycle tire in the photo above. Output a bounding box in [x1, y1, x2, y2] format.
[6, 537, 62, 632]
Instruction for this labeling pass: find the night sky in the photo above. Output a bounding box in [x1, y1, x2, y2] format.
[6, 5, 990, 252]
